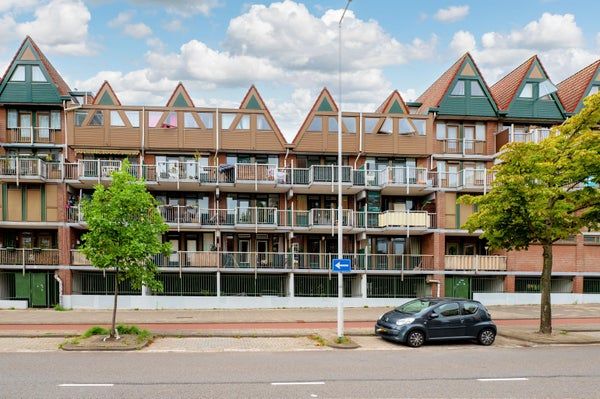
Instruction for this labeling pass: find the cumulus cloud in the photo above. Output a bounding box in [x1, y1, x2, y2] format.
[0, 0, 93, 55]
[0, 0, 39, 13]
[449, 13, 598, 83]
[163, 19, 183, 32]
[129, 0, 221, 16]
[434, 5, 469, 23]
[109, 11, 152, 39]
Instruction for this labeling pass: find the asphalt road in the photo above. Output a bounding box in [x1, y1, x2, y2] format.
[1, 344, 599, 398]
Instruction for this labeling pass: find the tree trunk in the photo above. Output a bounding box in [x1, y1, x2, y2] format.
[539, 243, 553, 334]
[110, 267, 119, 339]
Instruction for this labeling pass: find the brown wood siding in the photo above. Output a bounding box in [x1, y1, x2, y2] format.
[254, 131, 286, 152]
[72, 127, 105, 147]
[220, 131, 255, 151]
[108, 128, 141, 147]
[444, 192, 456, 229]
[183, 130, 215, 149]
[7, 188, 22, 221]
[294, 132, 324, 152]
[26, 188, 42, 222]
[46, 184, 58, 222]
[147, 129, 180, 149]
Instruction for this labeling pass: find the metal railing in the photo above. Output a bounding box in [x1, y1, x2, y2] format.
[66, 206, 84, 223]
[437, 168, 493, 191]
[355, 210, 436, 229]
[309, 208, 353, 228]
[0, 248, 59, 266]
[0, 158, 46, 180]
[6, 127, 59, 144]
[309, 165, 352, 184]
[444, 255, 507, 271]
[511, 128, 551, 144]
[439, 139, 487, 155]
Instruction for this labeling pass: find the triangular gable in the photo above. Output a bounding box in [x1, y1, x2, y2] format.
[436, 53, 498, 116]
[165, 83, 194, 107]
[237, 85, 288, 148]
[93, 81, 121, 106]
[0, 36, 70, 104]
[492, 56, 566, 119]
[292, 88, 338, 145]
[376, 91, 409, 114]
[557, 60, 600, 113]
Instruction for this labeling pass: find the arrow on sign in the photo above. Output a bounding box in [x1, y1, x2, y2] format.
[333, 261, 343, 270]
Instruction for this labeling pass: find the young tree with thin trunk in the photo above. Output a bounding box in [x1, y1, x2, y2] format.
[461, 94, 600, 334]
[80, 160, 171, 339]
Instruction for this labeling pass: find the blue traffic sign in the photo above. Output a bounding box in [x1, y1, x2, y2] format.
[332, 258, 351, 272]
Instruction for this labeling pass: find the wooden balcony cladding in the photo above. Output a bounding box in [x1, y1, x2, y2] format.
[70, 107, 142, 148]
[0, 183, 58, 222]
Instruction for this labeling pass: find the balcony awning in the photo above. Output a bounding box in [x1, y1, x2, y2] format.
[74, 148, 139, 155]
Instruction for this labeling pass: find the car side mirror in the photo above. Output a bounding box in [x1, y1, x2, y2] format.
[429, 313, 439, 319]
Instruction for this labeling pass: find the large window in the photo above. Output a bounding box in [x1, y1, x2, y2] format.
[75, 111, 87, 127]
[364, 117, 378, 134]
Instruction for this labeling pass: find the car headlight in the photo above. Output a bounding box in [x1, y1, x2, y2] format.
[395, 318, 415, 326]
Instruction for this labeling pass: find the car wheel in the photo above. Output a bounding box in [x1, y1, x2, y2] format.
[406, 330, 425, 348]
[478, 328, 496, 346]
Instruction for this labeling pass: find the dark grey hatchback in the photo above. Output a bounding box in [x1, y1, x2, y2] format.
[375, 297, 496, 348]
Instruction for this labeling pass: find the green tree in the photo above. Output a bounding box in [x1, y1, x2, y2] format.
[80, 160, 171, 339]
[461, 94, 600, 334]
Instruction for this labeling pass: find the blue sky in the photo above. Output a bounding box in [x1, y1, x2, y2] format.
[0, 0, 599, 139]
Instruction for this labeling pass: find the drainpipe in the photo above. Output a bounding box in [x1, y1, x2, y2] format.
[427, 279, 441, 298]
[54, 272, 63, 307]
[284, 148, 289, 168]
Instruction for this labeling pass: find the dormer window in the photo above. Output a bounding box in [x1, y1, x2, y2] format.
[9, 66, 25, 82]
[450, 80, 465, 96]
[307, 116, 322, 132]
[31, 66, 47, 82]
[470, 81, 484, 96]
[519, 83, 533, 98]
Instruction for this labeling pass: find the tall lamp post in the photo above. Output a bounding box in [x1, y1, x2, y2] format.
[337, 0, 352, 339]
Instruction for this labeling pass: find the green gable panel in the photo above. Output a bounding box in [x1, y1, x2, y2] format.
[317, 97, 333, 112]
[98, 91, 115, 105]
[438, 92, 496, 117]
[507, 98, 563, 120]
[246, 95, 262, 110]
[388, 99, 404, 114]
[0, 83, 30, 103]
[31, 84, 61, 103]
[173, 92, 190, 107]
[0, 63, 63, 105]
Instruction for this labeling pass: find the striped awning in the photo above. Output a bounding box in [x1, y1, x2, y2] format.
[74, 148, 139, 155]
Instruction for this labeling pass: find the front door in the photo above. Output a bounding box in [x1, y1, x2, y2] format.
[30, 273, 47, 307]
[257, 240, 268, 267]
[427, 302, 465, 338]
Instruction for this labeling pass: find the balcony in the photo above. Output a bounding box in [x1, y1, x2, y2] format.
[438, 139, 487, 156]
[0, 248, 59, 266]
[444, 255, 507, 271]
[378, 166, 437, 195]
[4, 127, 61, 146]
[0, 158, 48, 183]
[437, 168, 493, 192]
[495, 127, 552, 152]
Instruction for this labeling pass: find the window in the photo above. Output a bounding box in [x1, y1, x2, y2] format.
[470, 81, 484, 96]
[378, 117, 392, 134]
[435, 123, 446, 140]
[199, 112, 213, 129]
[364, 117, 379, 134]
[328, 117, 338, 133]
[221, 113, 235, 130]
[9, 66, 25, 82]
[307, 116, 322, 132]
[413, 119, 426, 136]
[342, 116, 356, 133]
[184, 113, 199, 128]
[110, 111, 125, 127]
[519, 83, 533, 98]
[163, 112, 177, 128]
[50, 111, 61, 129]
[75, 111, 87, 127]
[236, 115, 251, 130]
[89, 111, 104, 126]
[7, 110, 17, 129]
[588, 86, 599, 97]
[462, 302, 480, 315]
[398, 118, 414, 134]
[31, 66, 47, 82]
[124, 111, 139, 128]
[256, 115, 271, 130]
[436, 302, 460, 317]
[475, 123, 486, 141]
[450, 80, 465, 96]
[148, 111, 162, 128]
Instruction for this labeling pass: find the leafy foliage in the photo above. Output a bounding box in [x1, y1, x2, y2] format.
[80, 160, 171, 292]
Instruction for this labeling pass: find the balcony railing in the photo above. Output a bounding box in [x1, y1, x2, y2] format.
[355, 211, 436, 229]
[5, 127, 59, 144]
[437, 168, 493, 191]
[0, 248, 59, 266]
[378, 167, 436, 189]
[439, 139, 487, 155]
[444, 255, 507, 271]
[0, 158, 47, 180]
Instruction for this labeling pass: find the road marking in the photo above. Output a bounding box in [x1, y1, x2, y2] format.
[271, 381, 325, 386]
[58, 384, 114, 387]
[477, 378, 529, 382]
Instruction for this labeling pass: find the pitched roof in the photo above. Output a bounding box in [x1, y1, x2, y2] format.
[292, 87, 338, 145]
[5, 36, 71, 97]
[415, 53, 468, 112]
[557, 60, 600, 113]
[93, 81, 121, 106]
[239, 85, 288, 147]
[490, 56, 537, 111]
[376, 90, 409, 114]
[165, 82, 195, 107]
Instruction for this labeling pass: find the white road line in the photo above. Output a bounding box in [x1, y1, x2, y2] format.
[271, 382, 325, 386]
[477, 378, 529, 382]
[58, 384, 114, 387]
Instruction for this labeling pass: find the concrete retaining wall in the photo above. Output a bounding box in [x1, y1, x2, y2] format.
[0, 300, 28, 309]
[474, 293, 600, 306]
[62, 295, 411, 310]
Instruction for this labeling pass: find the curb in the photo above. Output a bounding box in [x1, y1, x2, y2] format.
[497, 332, 600, 345]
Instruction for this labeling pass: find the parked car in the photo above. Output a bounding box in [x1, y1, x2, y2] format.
[374, 297, 496, 348]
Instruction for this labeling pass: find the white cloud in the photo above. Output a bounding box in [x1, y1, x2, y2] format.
[434, 5, 469, 23]
[0, 0, 93, 55]
[0, 0, 39, 13]
[109, 11, 152, 39]
[164, 19, 183, 32]
[129, 0, 221, 16]
[108, 11, 132, 28]
[449, 13, 598, 83]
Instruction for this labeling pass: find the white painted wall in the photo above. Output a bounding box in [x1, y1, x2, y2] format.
[474, 293, 600, 306]
[62, 295, 411, 310]
[0, 300, 28, 309]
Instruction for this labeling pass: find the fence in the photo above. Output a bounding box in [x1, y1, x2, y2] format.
[366, 275, 428, 298]
[156, 273, 217, 296]
[294, 274, 354, 297]
[514, 277, 573, 293]
[220, 273, 288, 297]
[71, 272, 141, 295]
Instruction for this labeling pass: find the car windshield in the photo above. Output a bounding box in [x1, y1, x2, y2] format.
[394, 299, 437, 315]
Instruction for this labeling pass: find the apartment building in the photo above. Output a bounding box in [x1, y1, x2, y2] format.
[1, 37, 599, 309]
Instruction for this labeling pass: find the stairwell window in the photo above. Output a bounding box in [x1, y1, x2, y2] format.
[364, 117, 378, 134]
[221, 113, 235, 130]
[398, 118, 414, 135]
[450, 80, 465, 96]
[413, 119, 426, 136]
[519, 83, 533, 98]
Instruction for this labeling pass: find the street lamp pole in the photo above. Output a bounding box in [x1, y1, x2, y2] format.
[337, 0, 351, 339]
